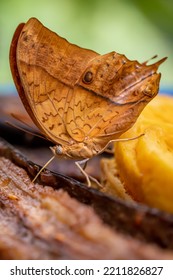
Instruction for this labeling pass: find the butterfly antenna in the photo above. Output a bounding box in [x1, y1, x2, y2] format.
[32, 155, 56, 183]
[11, 112, 35, 129]
[6, 121, 48, 141]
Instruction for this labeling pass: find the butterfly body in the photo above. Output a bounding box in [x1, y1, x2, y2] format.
[10, 18, 166, 162]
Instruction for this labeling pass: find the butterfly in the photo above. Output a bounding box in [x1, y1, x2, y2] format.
[9, 17, 166, 185]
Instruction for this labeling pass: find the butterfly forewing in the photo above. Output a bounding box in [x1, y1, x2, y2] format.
[15, 18, 100, 146]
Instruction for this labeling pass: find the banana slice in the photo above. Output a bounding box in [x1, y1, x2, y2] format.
[115, 95, 173, 213]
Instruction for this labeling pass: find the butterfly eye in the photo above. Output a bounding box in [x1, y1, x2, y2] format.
[83, 71, 93, 84]
[55, 145, 63, 155]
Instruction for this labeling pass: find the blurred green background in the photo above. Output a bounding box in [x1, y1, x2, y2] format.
[0, 0, 173, 93]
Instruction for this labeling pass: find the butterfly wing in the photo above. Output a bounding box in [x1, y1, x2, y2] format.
[65, 52, 164, 150]
[10, 17, 98, 146]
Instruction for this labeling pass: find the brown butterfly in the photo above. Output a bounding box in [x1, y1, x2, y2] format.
[9, 17, 166, 185]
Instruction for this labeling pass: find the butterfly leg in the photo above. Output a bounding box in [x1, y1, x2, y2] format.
[75, 159, 91, 186]
[104, 142, 114, 154]
[75, 159, 102, 188]
[32, 155, 55, 183]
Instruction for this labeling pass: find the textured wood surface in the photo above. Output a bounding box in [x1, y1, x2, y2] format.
[0, 137, 173, 260]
